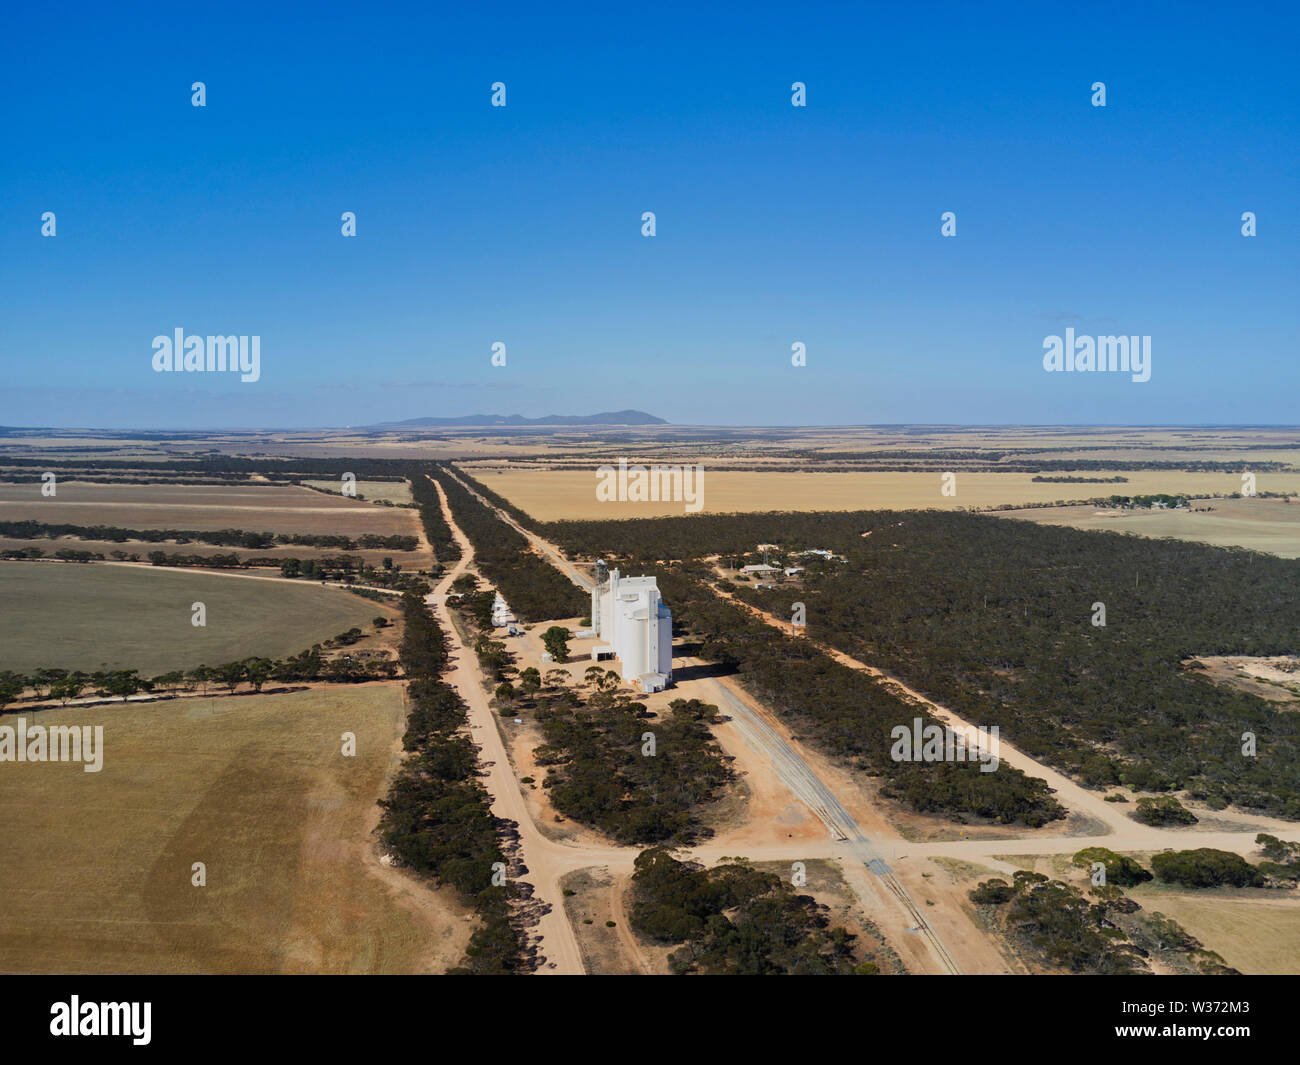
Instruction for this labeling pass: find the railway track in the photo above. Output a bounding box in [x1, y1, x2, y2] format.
[444, 464, 964, 975]
[703, 674, 961, 973]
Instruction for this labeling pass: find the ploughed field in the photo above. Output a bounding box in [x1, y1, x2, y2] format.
[0, 562, 389, 674]
[0, 481, 422, 538]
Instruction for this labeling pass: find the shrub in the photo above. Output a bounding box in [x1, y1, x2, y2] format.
[1071, 847, 1153, 887]
[969, 879, 1015, 904]
[1150, 848, 1264, 888]
[1133, 796, 1198, 826]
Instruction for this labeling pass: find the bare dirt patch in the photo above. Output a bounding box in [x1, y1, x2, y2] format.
[1189, 655, 1300, 705]
[559, 868, 669, 975]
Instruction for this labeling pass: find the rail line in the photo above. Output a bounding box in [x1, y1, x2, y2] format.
[442, 464, 964, 975]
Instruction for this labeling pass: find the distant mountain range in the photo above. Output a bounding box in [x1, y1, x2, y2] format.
[368, 410, 667, 428]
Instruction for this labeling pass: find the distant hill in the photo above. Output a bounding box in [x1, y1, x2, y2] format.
[369, 410, 667, 428]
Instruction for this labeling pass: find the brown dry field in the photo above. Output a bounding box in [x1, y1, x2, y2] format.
[0, 684, 474, 973]
[461, 468, 1300, 521]
[0, 481, 426, 543]
[1002, 497, 1300, 557]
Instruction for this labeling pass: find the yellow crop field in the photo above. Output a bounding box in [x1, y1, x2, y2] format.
[300, 479, 413, 504]
[467, 468, 1300, 522]
[1004, 497, 1300, 557]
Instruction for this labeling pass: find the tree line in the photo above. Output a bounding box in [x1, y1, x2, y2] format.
[0, 619, 403, 711]
[376, 589, 533, 973]
[408, 473, 461, 564]
[0, 519, 417, 552]
[427, 465, 587, 622]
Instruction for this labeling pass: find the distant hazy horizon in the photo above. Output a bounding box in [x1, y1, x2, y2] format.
[7, 419, 1300, 434]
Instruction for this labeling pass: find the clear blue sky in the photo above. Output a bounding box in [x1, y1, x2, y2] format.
[2, 1, 1296, 428]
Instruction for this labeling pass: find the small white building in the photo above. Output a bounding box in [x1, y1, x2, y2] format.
[491, 591, 515, 628]
[590, 568, 672, 691]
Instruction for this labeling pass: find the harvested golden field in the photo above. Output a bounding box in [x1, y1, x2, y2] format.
[0, 481, 423, 539]
[0, 685, 473, 973]
[1003, 497, 1300, 558]
[466, 468, 1300, 521]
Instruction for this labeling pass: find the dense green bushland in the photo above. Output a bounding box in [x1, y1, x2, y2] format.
[969, 871, 1146, 973]
[648, 566, 1064, 827]
[534, 696, 733, 845]
[543, 509, 1300, 818]
[628, 848, 873, 974]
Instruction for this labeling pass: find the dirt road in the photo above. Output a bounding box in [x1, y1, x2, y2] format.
[425, 477, 587, 975]
[439, 468, 967, 973]
[432, 467, 1300, 975]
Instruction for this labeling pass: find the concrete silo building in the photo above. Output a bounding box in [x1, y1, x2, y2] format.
[589, 568, 673, 692]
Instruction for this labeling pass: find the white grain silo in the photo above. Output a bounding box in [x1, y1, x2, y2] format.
[589, 568, 672, 692]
